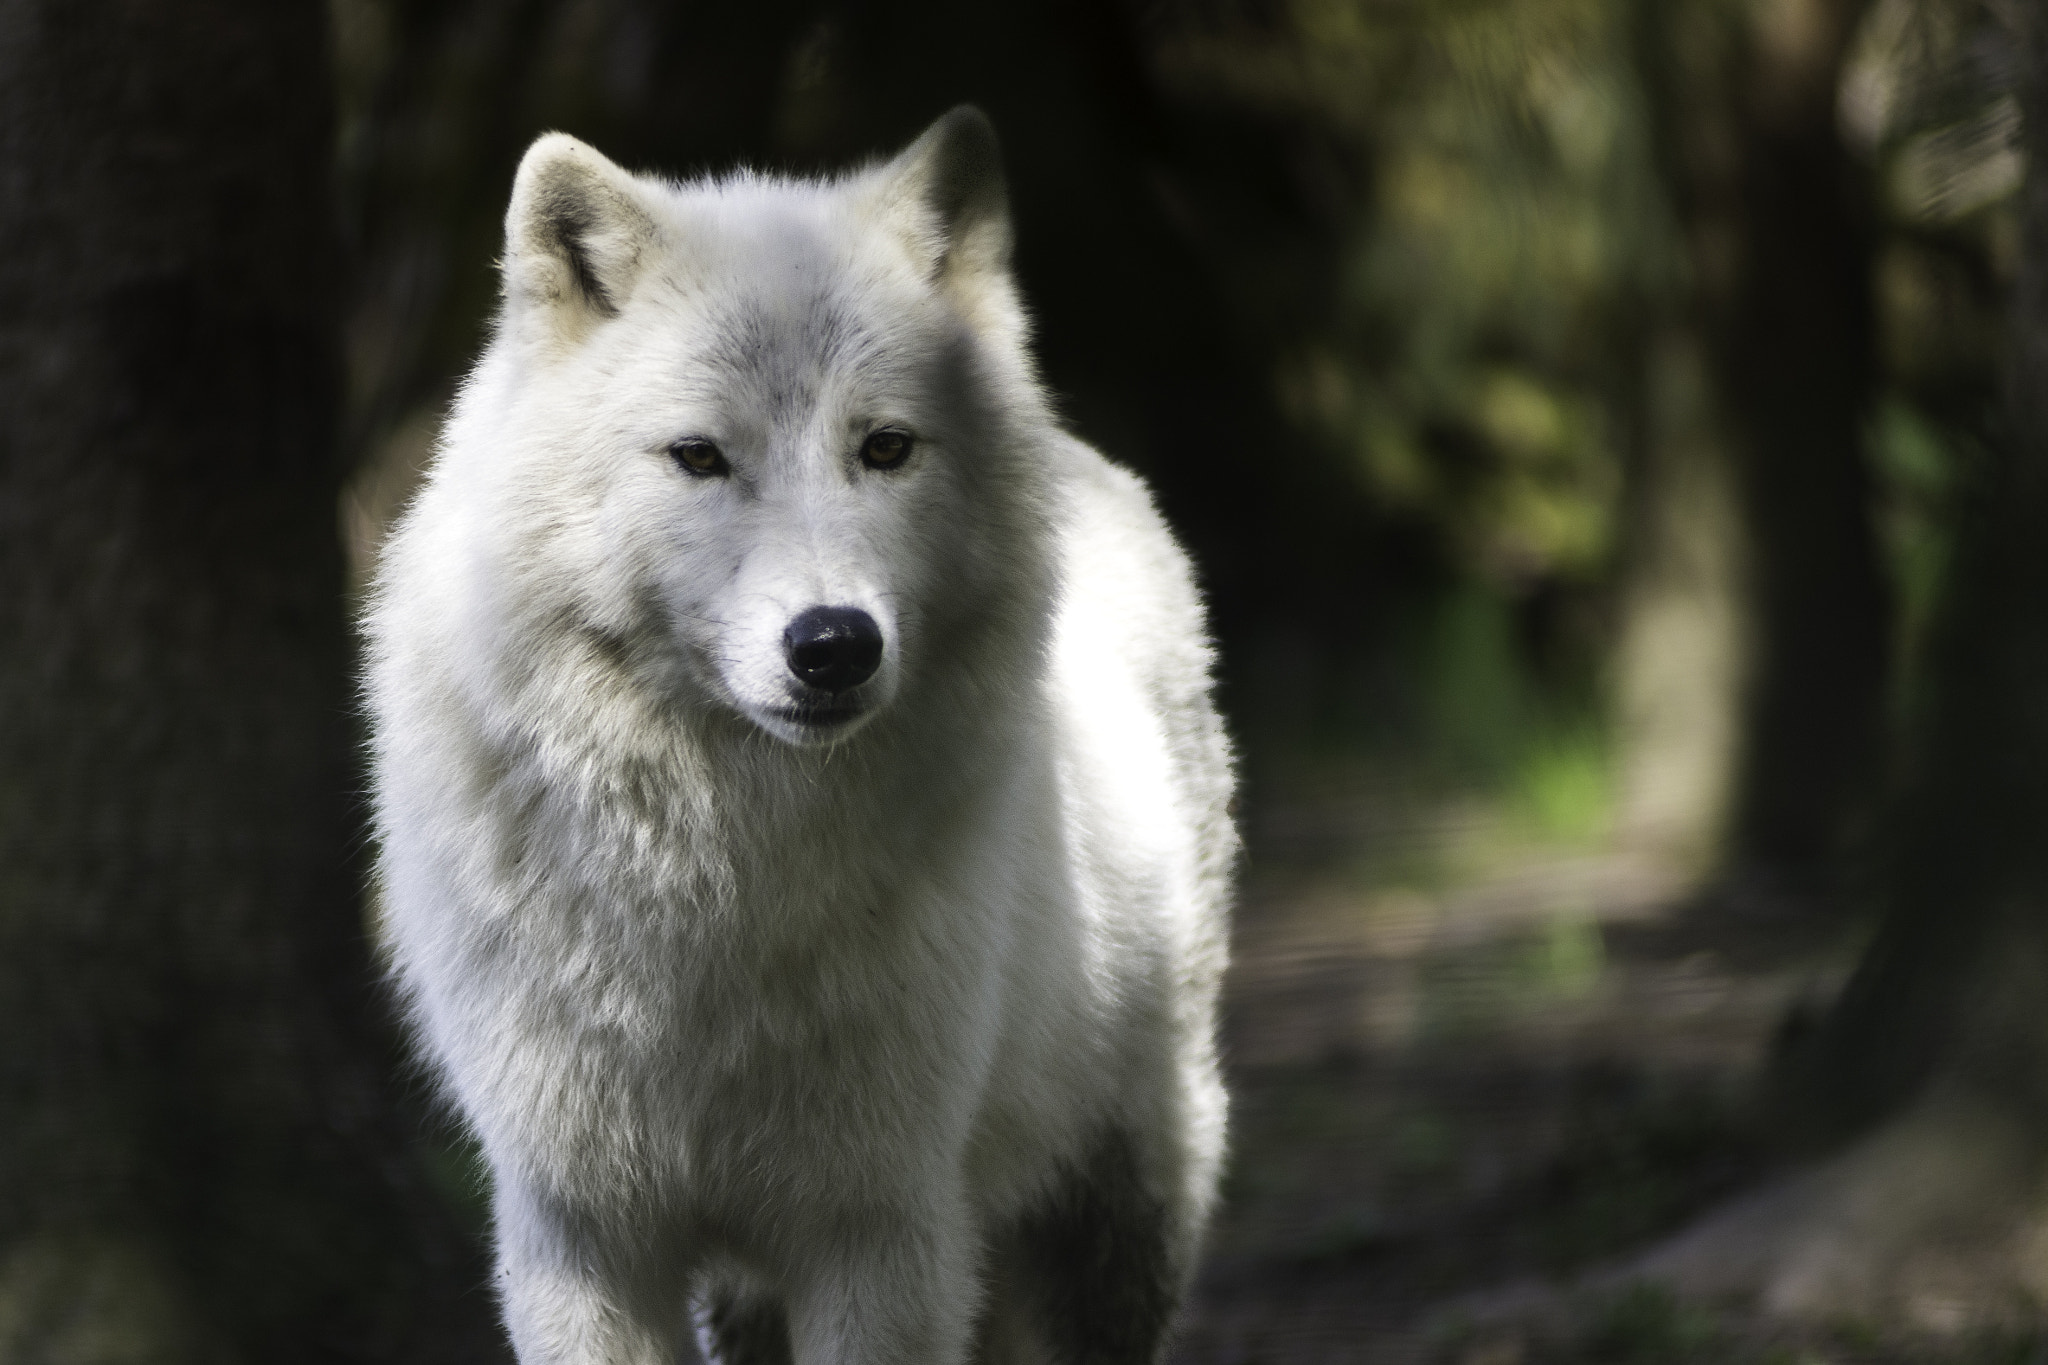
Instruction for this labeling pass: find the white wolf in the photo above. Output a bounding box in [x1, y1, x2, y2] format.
[362, 107, 1234, 1365]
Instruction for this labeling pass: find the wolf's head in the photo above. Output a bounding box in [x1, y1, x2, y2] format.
[438, 108, 1054, 750]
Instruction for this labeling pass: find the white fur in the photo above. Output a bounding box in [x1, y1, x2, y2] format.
[362, 110, 1234, 1365]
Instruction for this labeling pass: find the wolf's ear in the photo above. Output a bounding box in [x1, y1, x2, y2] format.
[863, 107, 1015, 315]
[502, 133, 657, 330]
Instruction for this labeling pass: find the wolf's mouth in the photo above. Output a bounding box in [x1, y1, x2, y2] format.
[769, 700, 866, 728]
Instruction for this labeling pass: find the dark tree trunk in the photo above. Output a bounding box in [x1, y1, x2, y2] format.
[1767, 3, 2048, 1147]
[0, 3, 501, 1358]
[1649, 0, 1893, 899]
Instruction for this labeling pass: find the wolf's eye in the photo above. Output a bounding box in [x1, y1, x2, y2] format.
[860, 429, 913, 470]
[669, 438, 728, 477]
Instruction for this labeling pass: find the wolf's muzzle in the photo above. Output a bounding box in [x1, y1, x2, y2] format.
[783, 606, 883, 693]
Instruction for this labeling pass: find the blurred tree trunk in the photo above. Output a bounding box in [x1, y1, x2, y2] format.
[1767, 1, 2048, 1146]
[0, 3, 501, 1359]
[1647, 0, 1892, 902]
[1609, 326, 1749, 872]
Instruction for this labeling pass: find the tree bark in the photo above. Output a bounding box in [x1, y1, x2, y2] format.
[0, 3, 501, 1359]
[1768, 0, 2048, 1148]
[1647, 0, 1893, 900]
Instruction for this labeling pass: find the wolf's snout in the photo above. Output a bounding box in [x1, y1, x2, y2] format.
[783, 607, 883, 692]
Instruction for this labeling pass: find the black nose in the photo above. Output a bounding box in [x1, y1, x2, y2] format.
[783, 606, 884, 693]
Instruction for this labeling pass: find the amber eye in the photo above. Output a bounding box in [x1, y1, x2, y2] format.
[860, 429, 914, 470]
[668, 438, 728, 477]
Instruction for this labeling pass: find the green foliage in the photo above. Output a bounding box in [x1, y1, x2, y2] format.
[1191, 0, 2014, 870]
[1406, 580, 1613, 843]
[1215, 0, 1671, 593]
[1419, 584, 1531, 776]
[1168, 0, 1658, 826]
[1514, 723, 1611, 842]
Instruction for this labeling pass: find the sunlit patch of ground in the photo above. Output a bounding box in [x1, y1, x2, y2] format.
[1171, 772, 1876, 1364]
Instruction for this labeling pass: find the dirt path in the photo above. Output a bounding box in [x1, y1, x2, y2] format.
[1169, 779, 1857, 1364]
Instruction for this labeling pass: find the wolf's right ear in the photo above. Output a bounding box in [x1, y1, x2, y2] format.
[502, 133, 657, 334]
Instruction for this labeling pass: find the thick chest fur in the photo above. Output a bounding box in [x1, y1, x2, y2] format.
[392, 742, 1041, 1219]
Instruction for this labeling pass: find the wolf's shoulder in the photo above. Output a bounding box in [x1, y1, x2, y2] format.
[1048, 435, 1225, 780]
[1045, 432, 1235, 924]
[1050, 435, 1209, 658]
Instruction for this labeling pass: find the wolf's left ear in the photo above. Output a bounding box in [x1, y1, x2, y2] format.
[863, 107, 1016, 325]
[502, 133, 658, 337]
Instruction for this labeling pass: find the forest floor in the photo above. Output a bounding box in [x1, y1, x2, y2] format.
[1168, 769, 2048, 1365]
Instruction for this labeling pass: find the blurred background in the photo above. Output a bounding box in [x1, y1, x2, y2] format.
[2, 0, 2045, 1361]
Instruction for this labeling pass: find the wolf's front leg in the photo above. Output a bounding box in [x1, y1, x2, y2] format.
[495, 1176, 693, 1365]
[781, 1196, 982, 1365]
